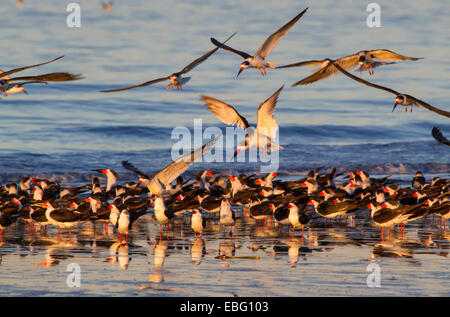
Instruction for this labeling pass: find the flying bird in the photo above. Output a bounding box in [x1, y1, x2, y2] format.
[432, 127, 450, 147]
[0, 56, 82, 95]
[101, 0, 113, 12]
[278, 49, 422, 86]
[122, 137, 218, 196]
[210, 7, 308, 77]
[100, 33, 236, 93]
[201, 85, 284, 158]
[0, 81, 48, 96]
[332, 61, 450, 118]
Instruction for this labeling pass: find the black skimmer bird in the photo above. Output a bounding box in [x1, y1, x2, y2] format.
[190, 209, 205, 238]
[368, 202, 404, 238]
[270, 203, 292, 227]
[0, 80, 48, 96]
[426, 196, 450, 228]
[0, 207, 20, 237]
[0, 72, 82, 95]
[210, 8, 308, 77]
[101, 0, 113, 12]
[92, 168, 118, 194]
[219, 198, 235, 235]
[386, 201, 429, 231]
[100, 32, 236, 92]
[121, 137, 217, 196]
[287, 203, 310, 237]
[412, 171, 427, 189]
[300, 179, 319, 195]
[254, 172, 278, 188]
[196, 192, 221, 214]
[40, 201, 82, 237]
[201, 85, 284, 158]
[308, 197, 362, 220]
[332, 62, 450, 118]
[29, 206, 50, 232]
[153, 195, 175, 235]
[108, 203, 121, 228]
[117, 209, 131, 244]
[278, 49, 422, 85]
[249, 199, 273, 225]
[432, 127, 450, 147]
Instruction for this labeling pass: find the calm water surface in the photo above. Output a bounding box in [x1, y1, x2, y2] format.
[0, 0, 448, 296]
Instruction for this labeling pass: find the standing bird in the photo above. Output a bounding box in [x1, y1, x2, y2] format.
[190, 209, 205, 238]
[117, 209, 131, 244]
[41, 201, 82, 237]
[288, 203, 310, 237]
[278, 49, 422, 86]
[210, 7, 308, 77]
[332, 62, 450, 118]
[219, 198, 236, 235]
[201, 85, 284, 158]
[0, 211, 19, 237]
[153, 196, 174, 236]
[100, 33, 236, 92]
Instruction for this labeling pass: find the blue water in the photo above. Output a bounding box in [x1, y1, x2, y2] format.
[0, 0, 449, 298]
[0, 0, 448, 184]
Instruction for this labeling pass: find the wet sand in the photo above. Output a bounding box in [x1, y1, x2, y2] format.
[0, 207, 448, 297]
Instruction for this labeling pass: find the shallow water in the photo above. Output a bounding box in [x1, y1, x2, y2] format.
[0, 0, 448, 297]
[1, 207, 449, 297]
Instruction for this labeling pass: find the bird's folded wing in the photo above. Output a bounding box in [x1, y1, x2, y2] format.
[255, 7, 308, 59]
[201, 95, 250, 129]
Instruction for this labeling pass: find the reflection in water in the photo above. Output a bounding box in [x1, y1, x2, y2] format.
[0, 209, 449, 295]
[148, 239, 168, 283]
[191, 238, 205, 266]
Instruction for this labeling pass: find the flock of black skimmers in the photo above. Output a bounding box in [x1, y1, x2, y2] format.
[0, 167, 448, 243]
[1, 7, 449, 243]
